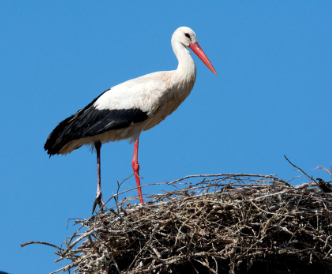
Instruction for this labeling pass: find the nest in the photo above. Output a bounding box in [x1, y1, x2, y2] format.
[24, 169, 332, 274]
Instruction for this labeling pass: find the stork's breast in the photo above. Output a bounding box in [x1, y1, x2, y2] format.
[143, 85, 192, 131]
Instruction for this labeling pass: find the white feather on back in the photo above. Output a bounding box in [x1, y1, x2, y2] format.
[94, 71, 170, 116]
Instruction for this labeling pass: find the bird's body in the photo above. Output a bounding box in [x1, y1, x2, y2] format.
[48, 69, 195, 155]
[44, 27, 216, 212]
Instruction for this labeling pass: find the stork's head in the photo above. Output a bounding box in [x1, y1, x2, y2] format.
[172, 26, 217, 75]
[172, 27, 198, 47]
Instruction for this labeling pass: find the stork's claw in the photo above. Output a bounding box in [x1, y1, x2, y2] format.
[92, 193, 104, 214]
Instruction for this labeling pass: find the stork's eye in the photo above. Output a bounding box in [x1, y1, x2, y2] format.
[184, 33, 190, 39]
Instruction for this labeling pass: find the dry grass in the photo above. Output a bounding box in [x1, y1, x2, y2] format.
[22, 167, 332, 274]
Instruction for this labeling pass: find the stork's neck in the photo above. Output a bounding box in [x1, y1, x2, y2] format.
[172, 42, 196, 83]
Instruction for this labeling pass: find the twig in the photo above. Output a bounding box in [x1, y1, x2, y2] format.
[284, 155, 317, 184]
[21, 241, 63, 251]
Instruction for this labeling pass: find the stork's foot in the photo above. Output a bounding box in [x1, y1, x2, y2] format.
[92, 193, 105, 214]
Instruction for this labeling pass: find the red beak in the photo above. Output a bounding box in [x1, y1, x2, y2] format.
[189, 42, 217, 75]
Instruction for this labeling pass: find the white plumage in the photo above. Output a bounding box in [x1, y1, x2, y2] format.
[45, 26, 216, 212]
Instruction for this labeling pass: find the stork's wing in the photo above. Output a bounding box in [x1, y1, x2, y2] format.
[44, 89, 148, 156]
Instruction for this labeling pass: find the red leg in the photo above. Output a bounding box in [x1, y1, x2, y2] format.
[92, 141, 104, 213]
[132, 139, 144, 204]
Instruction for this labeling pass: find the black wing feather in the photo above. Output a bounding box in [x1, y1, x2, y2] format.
[44, 89, 148, 155]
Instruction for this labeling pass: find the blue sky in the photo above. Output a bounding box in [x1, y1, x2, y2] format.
[0, 1, 331, 273]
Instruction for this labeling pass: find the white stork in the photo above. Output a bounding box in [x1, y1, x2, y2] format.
[44, 26, 217, 213]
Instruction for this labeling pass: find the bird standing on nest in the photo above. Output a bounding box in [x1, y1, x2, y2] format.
[44, 26, 217, 213]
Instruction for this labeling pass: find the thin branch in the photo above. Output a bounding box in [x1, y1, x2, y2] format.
[284, 155, 317, 184]
[20, 241, 63, 251]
